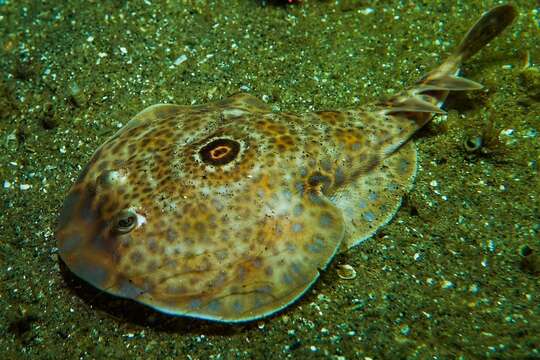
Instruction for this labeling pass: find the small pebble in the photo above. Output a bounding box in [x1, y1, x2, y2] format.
[441, 280, 455, 289]
[400, 324, 411, 336]
[523, 128, 537, 138]
[68, 81, 85, 107]
[488, 240, 496, 253]
[499, 128, 517, 145]
[174, 54, 188, 66]
[360, 7, 374, 15]
[469, 284, 480, 294]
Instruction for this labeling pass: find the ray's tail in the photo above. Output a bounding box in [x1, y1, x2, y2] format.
[420, 4, 517, 91]
[452, 4, 517, 64]
[376, 4, 517, 153]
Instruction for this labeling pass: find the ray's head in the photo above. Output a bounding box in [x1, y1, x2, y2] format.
[56, 153, 147, 296]
[54, 100, 277, 317]
[54, 104, 189, 300]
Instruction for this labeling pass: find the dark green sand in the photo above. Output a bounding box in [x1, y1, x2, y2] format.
[1, 1, 538, 358]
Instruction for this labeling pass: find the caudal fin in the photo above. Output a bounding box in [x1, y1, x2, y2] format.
[376, 4, 516, 150]
[454, 4, 517, 63]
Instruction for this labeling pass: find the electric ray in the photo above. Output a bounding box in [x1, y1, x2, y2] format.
[56, 5, 516, 322]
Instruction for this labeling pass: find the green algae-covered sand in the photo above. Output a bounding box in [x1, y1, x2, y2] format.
[1, 0, 539, 359]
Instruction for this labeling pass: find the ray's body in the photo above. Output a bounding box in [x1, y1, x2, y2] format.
[56, 5, 516, 322]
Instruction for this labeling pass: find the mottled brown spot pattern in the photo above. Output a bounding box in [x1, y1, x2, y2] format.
[56, 5, 516, 323]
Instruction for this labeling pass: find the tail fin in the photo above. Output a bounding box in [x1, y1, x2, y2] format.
[375, 4, 516, 150]
[454, 4, 517, 63]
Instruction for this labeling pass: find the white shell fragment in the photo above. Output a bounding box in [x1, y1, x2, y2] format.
[336, 264, 357, 280]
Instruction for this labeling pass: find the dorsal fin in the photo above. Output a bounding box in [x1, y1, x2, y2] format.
[381, 95, 446, 115]
[414, 74, 483, 92]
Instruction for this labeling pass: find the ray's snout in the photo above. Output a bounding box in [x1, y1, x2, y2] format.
[56, 180, 118, 291]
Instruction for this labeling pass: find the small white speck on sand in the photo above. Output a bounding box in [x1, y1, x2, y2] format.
[441, 280, 454, 289]
[174, 54, 188, 66]
[360, 8, 374, 15]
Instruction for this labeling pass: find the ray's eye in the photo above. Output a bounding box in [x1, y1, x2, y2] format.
[114, 209, 137, 234]
[199, 138, 240, 166]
